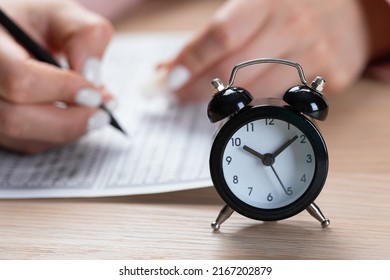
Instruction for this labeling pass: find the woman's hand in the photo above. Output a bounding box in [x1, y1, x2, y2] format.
[162, 0, 377, 103]
[0, 0, 114, 153]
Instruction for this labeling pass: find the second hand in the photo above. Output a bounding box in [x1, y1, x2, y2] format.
[270, 165, 289, 195]
[243, 144, 290, 195]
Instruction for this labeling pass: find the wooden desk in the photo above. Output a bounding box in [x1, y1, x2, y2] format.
[1, 0, 389, 260]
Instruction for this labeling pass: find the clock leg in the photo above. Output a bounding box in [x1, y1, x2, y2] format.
[306, 202, 330, 228]
[211, 204, 234, 231]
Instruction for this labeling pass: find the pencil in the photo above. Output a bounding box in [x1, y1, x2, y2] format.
[0, 8, 127, 136]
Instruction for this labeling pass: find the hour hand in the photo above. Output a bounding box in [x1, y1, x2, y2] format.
[243, 145, 265, 160]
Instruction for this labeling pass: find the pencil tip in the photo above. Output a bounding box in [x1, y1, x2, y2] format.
[99, 104, 128, 137]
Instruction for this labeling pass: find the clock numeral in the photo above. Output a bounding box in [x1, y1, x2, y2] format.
[267, 193, 273, 201]
[265, 118, 274, 126]
[233, 175, 239, 184]
[306, 154, 313, 163]
[248, 187, 253, 196]
[300, 134, 307, 144]
[225, 156, 232, 165]
[286, 187, 293, 196]
[246, 123, 254, 132]
[230, 137, 241, 147]
[301, 174, 307, 182]
[287, 123, 291, 130]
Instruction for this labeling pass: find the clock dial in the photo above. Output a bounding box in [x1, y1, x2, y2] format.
[222, 118, 315, 209]
[210, 105, 328, 221]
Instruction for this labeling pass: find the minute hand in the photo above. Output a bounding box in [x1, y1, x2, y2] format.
[272, 135, 298, 158]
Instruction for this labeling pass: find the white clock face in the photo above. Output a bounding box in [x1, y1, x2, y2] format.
[222, 118, 316, 209]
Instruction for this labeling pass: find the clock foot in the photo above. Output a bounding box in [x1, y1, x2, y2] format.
[306, 202, 330, 228]
[211, 205, 234, 231]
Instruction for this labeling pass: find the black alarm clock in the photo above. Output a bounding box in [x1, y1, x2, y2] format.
[207, 58, 330, 230]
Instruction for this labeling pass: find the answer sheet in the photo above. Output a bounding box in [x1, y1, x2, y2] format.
[0, 33, 216, 198]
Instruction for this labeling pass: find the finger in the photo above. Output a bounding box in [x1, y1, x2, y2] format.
[0, 101, 110, 144]
[0, 137, 57, 154]
[163, 0, 270, 91]
[0, 58, 106, 105]
[172, 62, 290, 104]
[0, 30, 107, 105]
[243, 61, 304, 99]
[45, 1, 113, 73]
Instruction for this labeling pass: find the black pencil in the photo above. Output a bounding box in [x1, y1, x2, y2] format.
[0, 8, 127, 136]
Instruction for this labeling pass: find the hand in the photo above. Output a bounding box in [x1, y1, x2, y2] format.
[0, 0, 114, 153]
[162, 0, 390, 103]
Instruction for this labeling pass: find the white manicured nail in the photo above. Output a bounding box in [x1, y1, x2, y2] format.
[141, 67, 169, 97]
[141, 68, 180, 105]
[166, 65, 190, 90]
[83, 58, 102, 86]
[87, 110, 110, 131]
[104, 98, 118, 112]
[75, 89, 102, 107]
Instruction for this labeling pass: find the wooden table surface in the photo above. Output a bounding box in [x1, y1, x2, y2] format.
[1, 0, 389, 260]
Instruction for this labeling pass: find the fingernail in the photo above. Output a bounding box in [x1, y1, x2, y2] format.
[104, 98, 118, 111]
[75, 88, 102, 107]
[141, 68, 180, 105]
[83, 58, 102, 86]
[141, 67, 169, 97]
[166, 65, 190, 90]
[87, 110, 110, 131]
